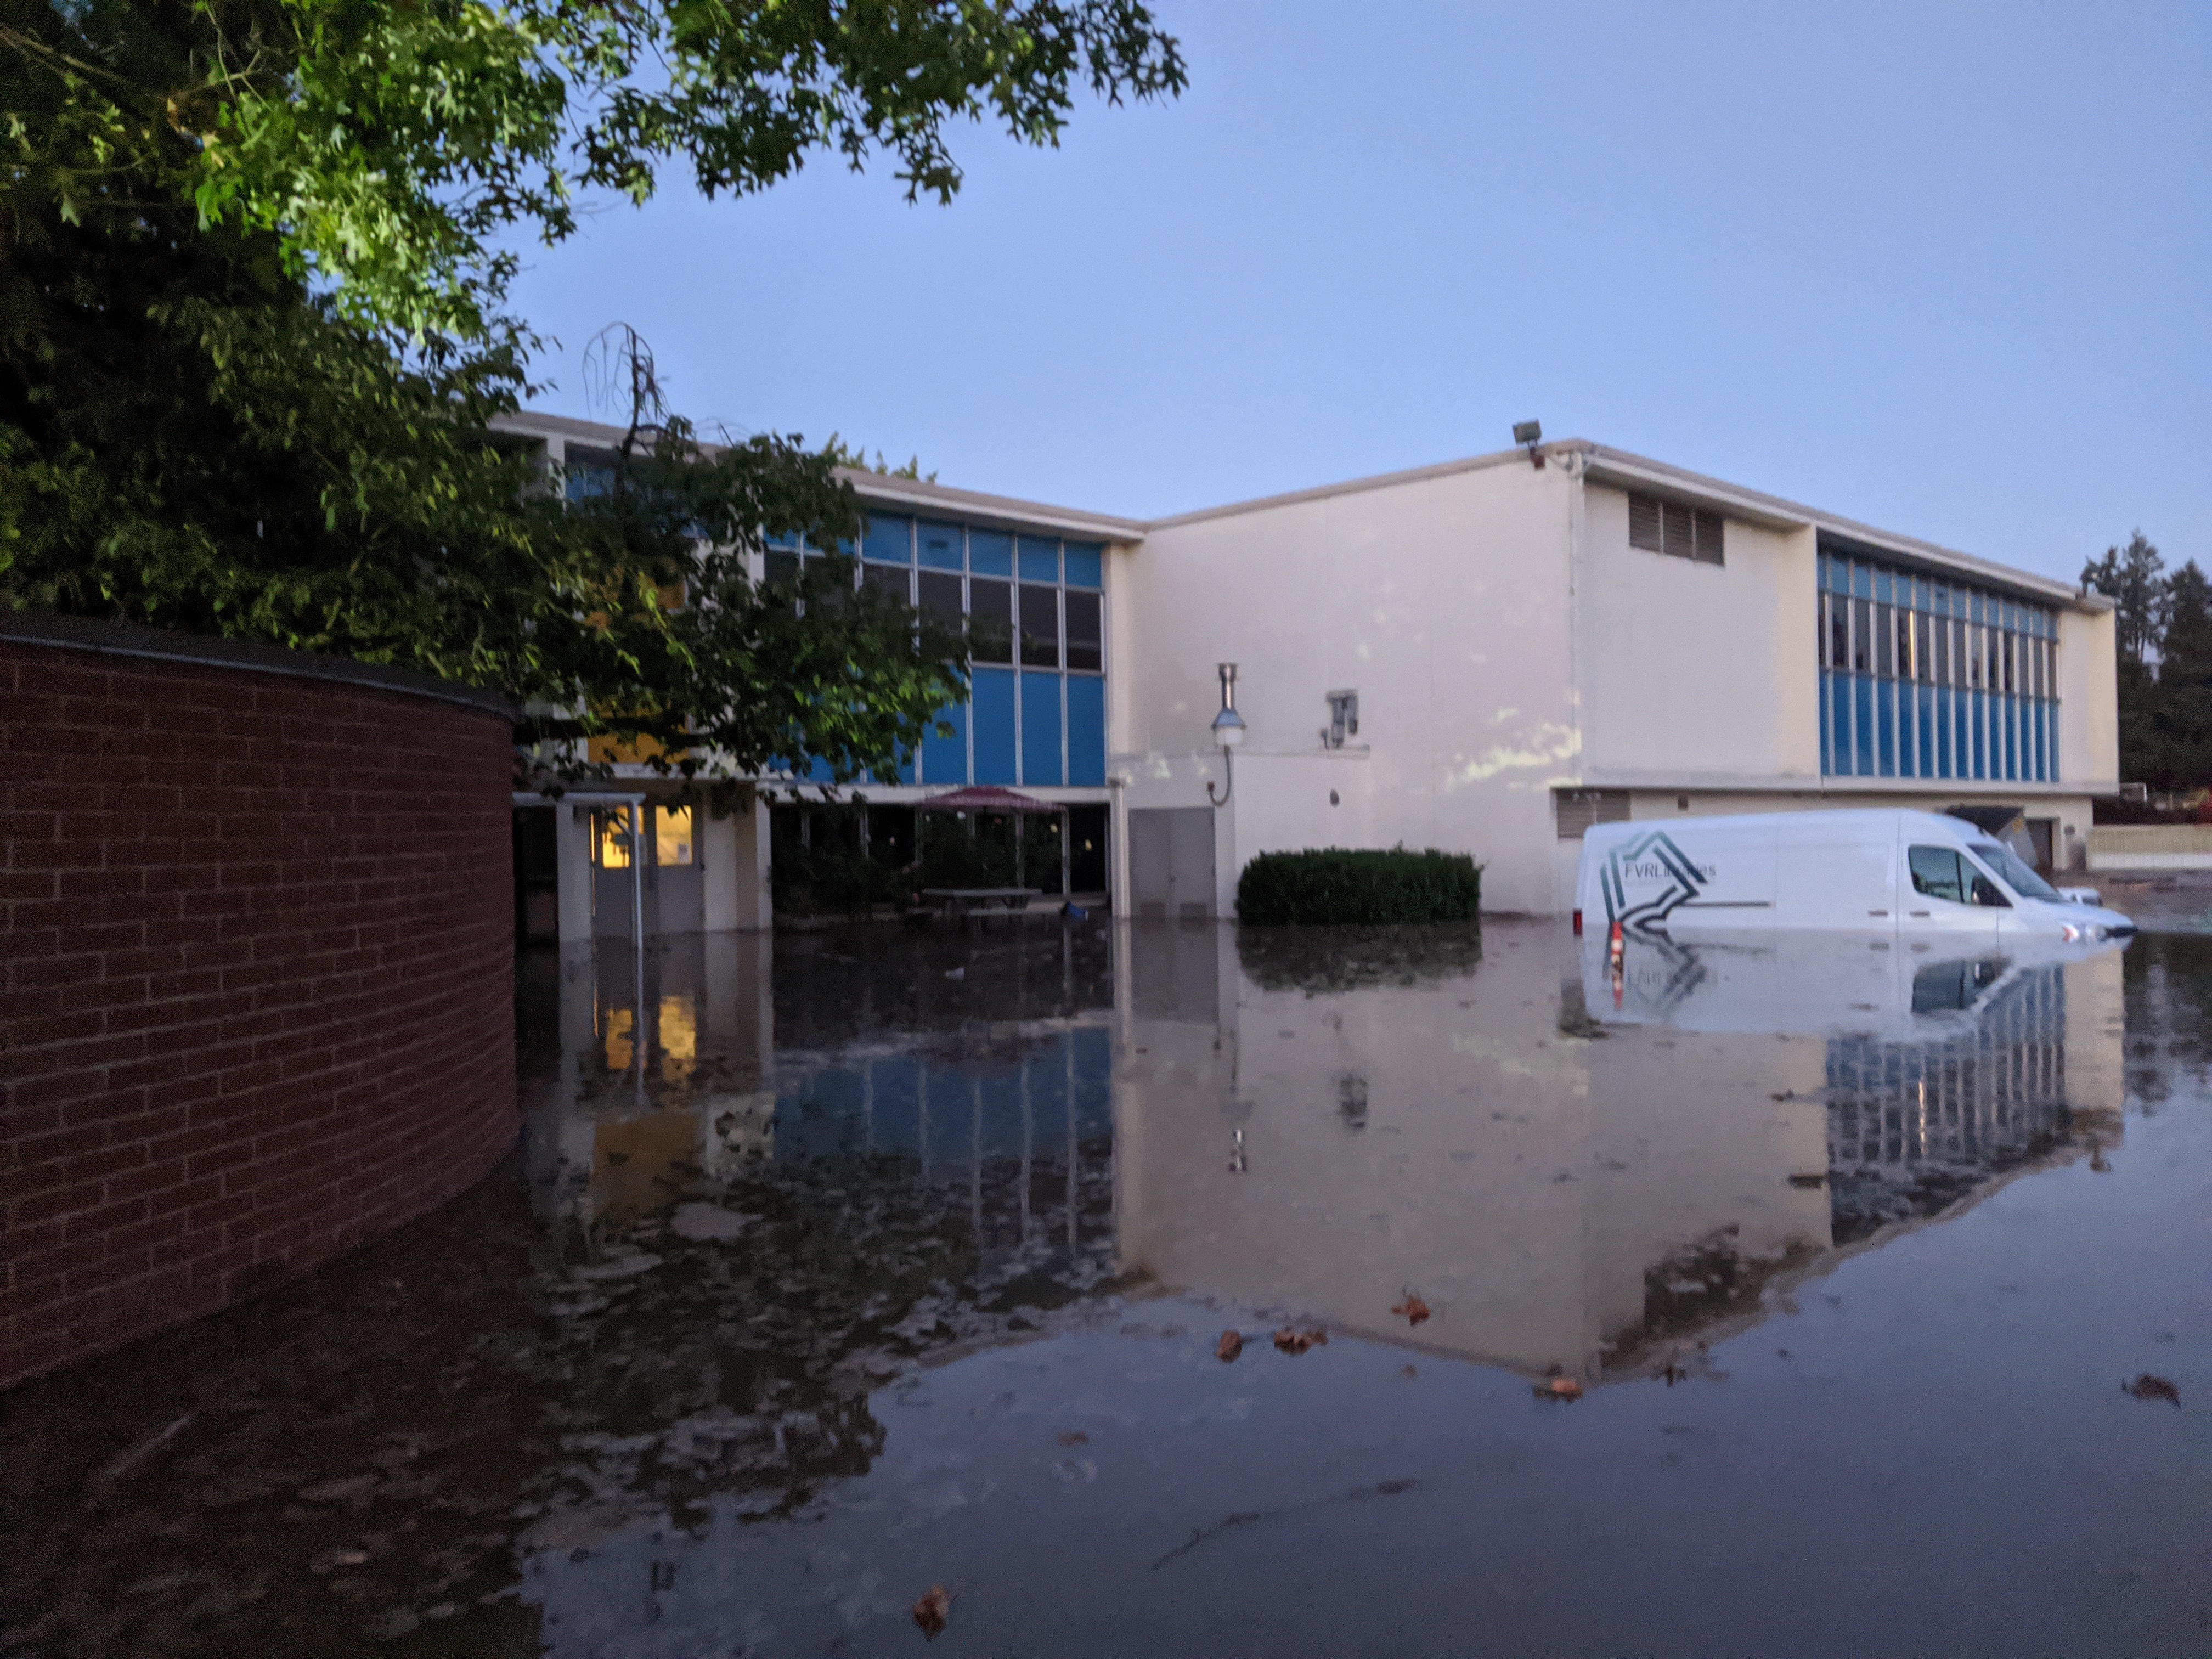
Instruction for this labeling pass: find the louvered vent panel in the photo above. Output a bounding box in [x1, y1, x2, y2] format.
[1554, 789, 1633, 839]
[1662, 501, 1696, 558]
[1628, 493, 1663, 551]
[1694, 510, 1725, 564]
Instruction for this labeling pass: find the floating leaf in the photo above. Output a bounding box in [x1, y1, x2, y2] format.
[1391, 1294, 1431, 1326]
[912, 1585, 951, 1638]
[1056, 1430, 1089, 1446]
[1216, 1330, 1243, 1363]
[2124, 1373, 2180, 1406]
[1272, 1325, 1328, 1355]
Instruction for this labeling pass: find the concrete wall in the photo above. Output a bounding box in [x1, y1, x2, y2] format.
[2059, 606, 2120, 788]
[1, 619, 517, 1387]
[1118, 459, 1578, 915]
[1578, 487, 1821, 785]
[2088, 823, 2212, 871]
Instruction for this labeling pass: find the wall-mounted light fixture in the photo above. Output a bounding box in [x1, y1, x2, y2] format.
[1206, 662, 1245, 808]
[1322, 689, 1359, 750]
[1513, 419, 1545, 469]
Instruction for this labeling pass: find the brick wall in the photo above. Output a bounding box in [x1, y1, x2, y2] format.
[2, 624, 516, 1386]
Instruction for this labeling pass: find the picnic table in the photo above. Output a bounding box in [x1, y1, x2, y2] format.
[919, 887, 1043, 922]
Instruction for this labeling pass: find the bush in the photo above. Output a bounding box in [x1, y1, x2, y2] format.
[1236, 848, 1481, 927]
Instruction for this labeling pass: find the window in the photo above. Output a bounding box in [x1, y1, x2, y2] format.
[655, 805, 693, 867]
[592, 809, 634, 868]
[862, 563, 911, 606]
[918, 571, 964, 630]
[1913, 612, 1932, 681]
[1874, 603, 1894, 676]
[1972, 840, 2060, 902]
[765, 547, 800, 586]
[1019, 584, 1060, 667]
[1908, 845, 1966, 902]
[1825, 594, 1848, 669]
[1628, 493, 1724, 564]
[1064, 589, 1102, 673]
[969, 578, 1013, 663]
[1852, 599, 1872, 671]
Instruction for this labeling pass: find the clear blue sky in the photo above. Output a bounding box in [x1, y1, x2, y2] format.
[507, 0, 2210, 584]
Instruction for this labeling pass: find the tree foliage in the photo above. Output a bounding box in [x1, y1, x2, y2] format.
[2081, 531, 2212, 790]
[0, 0, 1183, 786]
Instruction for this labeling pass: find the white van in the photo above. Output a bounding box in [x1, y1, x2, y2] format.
[1576, 808, 2137, 943]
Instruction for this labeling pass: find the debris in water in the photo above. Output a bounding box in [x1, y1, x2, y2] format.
[1273, 1326, 1328, 1355]
[1535, 1375, 1584, 1401]
[1391, 1294, 1431, 1327]
[2124, 1374, 2180, 1406]
[1216, 1330, 1243, 1363]
[1401, 1365, 1418, 1379]
[1787, 1173, 1826, 1189]
[1056, 1430, 1090, 1446]
[912, 1585, 951, 1637]
[943, 968, 964, 981]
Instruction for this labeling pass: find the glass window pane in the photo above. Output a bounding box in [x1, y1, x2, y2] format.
[1018, 537, 1060, 583]
[1064, 543, 1104, 588]
[593, 809, 633, 869]
[1019, 584, 1060, 667]
[918, 571, 964, 629]
[969, 530, 1014, 578]
[655, 806, 693, 867]
[1908, 846, 1964, 902]
[1875, 603, 1894, 676]
[765, 549, 800, 586]
[863, 514, 912, 564]
[1852, 599, 1872, 672]
[862, 564, 911, 606]
[968, 577, 1013, 663]
[1065, 589, 1102, 673]
[1933, 614, 1950, 684]
[917, 520, 963, 571]
[1914, 612, 1932, 681]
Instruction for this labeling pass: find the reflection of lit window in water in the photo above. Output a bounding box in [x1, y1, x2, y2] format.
[592, 809, 633, 868]
[603, 1007, 634, 1071]
[655, 805, 693, 866]
[659, 994, 696, 1082]
[1825, 961, 2073, 1242]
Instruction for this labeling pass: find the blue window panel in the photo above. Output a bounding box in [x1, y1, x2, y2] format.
[972, 668, 1018, 783]
[1021, 671, 1063, 786]
[765, 527, 801, 550]
[2006, 698, 2021, 781]
[1018, 536, 1060, 583]
[1064, 542, 1104, 589]
[1874, 568, 1893, 604]
[1935, 687, 1952, 776]
[1067, 674, 1106, 785]
[1819, 672, 1833, 775]
[918, 520, 963, 571]
[1897, 683, 1915, 777]
[1854, 676, 1875, 774]
[1971, 692, 1986, 778]
[1877, 680, 1895, 776]
[1071, 1026, 1113, 1137]
[1851, 562, 1872, 599]
[864, 514, 912, 564]
[1910, 685, 1928, 777]
[921, 698, 967, 786]
[970, 530, 1014, 578]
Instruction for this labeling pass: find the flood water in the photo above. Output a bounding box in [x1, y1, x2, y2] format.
[4, 914, 2207, 1657]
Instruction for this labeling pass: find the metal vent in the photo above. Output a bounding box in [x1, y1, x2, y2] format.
[1628, 492, 1725, 566]
[1554, 789, 1633, 839]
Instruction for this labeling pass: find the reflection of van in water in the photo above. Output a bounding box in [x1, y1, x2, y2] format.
[1576, 809, 2136, 943]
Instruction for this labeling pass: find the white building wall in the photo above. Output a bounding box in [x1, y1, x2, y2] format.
[1577, 486, 1821, 785]
[1114, 459, 1579, 915]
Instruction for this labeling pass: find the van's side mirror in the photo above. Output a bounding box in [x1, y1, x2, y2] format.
[1971, 875, 2010, 909]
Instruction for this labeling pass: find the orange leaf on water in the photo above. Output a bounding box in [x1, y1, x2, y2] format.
[1273, 1325, 1327, 1355]
[912, 1585, 951, 1638]
[1056, 1430, 1089, 1446]
[1392, 1294, 1431, 1326]
[1216, 1330, 1243, 1362]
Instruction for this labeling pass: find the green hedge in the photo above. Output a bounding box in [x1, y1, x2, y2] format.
[1236, 848, 1482, 927]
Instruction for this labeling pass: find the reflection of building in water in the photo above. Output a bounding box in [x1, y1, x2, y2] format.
[1824, 951, 2123, 1241]
[518, 926, 1118, 1252]
[1114, 923, 2127, 1384]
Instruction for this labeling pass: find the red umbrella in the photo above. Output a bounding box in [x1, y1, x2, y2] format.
[915, 785, 1062, 815]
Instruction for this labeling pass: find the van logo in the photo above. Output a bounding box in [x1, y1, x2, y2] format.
[1600, 831, 1705, 934]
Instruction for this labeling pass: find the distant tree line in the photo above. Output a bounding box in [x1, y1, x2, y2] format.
[2081, 531, 2212, 790]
